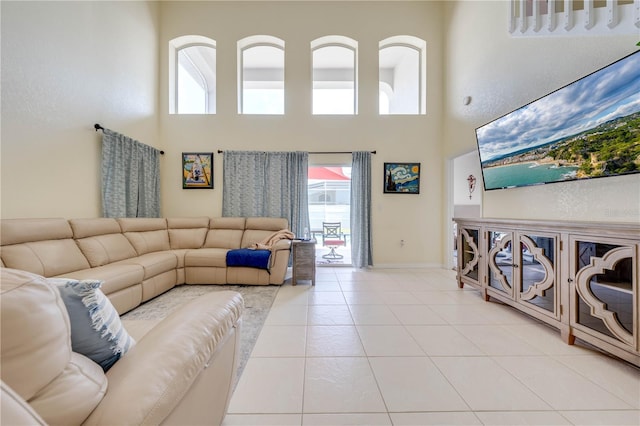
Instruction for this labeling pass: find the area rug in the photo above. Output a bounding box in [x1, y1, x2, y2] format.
[121, 284, 280, 384]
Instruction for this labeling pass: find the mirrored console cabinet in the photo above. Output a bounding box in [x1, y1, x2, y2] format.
[454, 217, 639, 367]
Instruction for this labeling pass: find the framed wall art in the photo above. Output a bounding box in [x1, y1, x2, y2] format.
[182, 152, 213, 189]
[383, 162, 420, 194]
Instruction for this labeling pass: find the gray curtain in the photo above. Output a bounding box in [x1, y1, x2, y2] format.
[222, 151, 310, 237]
[101, 129, 161, 218]
[351, 151, 373, 267]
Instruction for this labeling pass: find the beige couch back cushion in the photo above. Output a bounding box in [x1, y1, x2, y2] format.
[241, 217, 289, 247]
[70, 218, 138, 267]
[0, 219, 90, 276]
[0, 269, 107, 425]
[118, 218, 170, 255]
[204, 217, 246, 249]
[0, 268, 72, 399]
[167, 217, 210, 249]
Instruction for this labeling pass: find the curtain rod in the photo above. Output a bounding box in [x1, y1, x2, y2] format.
[94, 123, 164, 155]
[217, 150, 376, 154]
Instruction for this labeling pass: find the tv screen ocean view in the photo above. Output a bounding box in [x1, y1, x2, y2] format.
[476, 50, 640, 191]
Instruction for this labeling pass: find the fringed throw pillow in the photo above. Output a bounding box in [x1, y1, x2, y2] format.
[53, 279, 135, 371]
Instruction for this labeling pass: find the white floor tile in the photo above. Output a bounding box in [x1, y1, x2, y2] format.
[406, 325, 485, 356]
[307, 304, 354, 325]
[428, 304, 501, 325]
[223, 413, 302, 425]
[388, 304, 447, 325]
[251, 325, 307, 357]
[553, 355, 640, 408]
[302, 413, 391, 425]
[356, 325, 425, 356]
[303, 357, 386, 413]
[411, 290, 462, 305]
[455, 324, 545, 356]
[306, 325, 365, 357]
[369, 356, 470, 412]
[500, 324, 594, 356]
[560, 410, 640, 425]
[343, 291, 388, 305]
[308, 291, 346, 305]
[225, 267, 638, 424]
[498, 356, 634, 410]
[265, 304, 308, 325]
[432, 357, 552, 411]
[474, 410, 572, 425]
[228, 357, 305, 414]
[389, 412, 482, 425]
[348, 304, 401, 325]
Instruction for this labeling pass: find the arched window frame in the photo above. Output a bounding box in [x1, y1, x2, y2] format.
[311, 35, 358, 115]
[379, 35, 426, 115]
[169, 35, 216, 114]
[237, 35, 285, 114]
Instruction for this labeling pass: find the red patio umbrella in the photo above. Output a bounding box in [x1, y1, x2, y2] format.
[308, 167, 350, 180]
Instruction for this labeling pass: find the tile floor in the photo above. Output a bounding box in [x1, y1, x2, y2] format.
[223, 267, 640, 426]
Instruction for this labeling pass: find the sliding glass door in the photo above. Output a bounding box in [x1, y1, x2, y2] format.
[308, 166, 351, 265]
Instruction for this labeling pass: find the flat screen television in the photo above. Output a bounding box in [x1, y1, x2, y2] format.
[475, 49, 640, 191]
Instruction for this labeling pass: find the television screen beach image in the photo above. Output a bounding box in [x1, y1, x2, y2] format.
[476, 50, 640, 191]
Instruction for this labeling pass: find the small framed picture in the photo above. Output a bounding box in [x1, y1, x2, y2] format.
[383, 162, 420, 194]
[182, 152, 213, 189]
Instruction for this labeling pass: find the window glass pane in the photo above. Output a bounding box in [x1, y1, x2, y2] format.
[177, 45, 216, 114]
[379, 45, 420, 115]
[178, 61, 206, 114]
[313, 45, 355, 115]
[242, 45, 284, 114]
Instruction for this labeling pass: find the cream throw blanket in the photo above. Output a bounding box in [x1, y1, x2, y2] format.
[249, 229, 295, 250]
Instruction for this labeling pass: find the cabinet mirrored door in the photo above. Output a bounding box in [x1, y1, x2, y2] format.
[571, 237, 636, 349]
[487, 230, 514, 297]
[516, 233, 558, 318]
[459, 227, 480, 283]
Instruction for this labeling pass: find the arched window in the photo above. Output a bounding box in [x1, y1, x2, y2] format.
[169, 35, 216, 114]
[238, 35, 285, 115]
[379, 36, 426, 115]
[311, 36, 358, 115]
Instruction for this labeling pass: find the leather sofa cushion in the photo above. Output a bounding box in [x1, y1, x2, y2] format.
[70, 218, 139, 267]
[0, 218, 73, 245]
[57, 263, 144, 296]
[167, 217, 210, 249]
[1, 240, 91, 277]
[28, 353, 107, 426]
[83, 291, 243, 425]
[118, 218, 170, 255]
[0, 218, 91, 277]
[1, 269, 72, 400]
[184, 248, 228, 268]
[76, 234, 138, 267]
[204, 218, 246, 249]
[68, 218, 121, 239]
[241, 217, 289, 248]
[1, 381, 47, 426]
[120, 252, 178, 279]
[167, 217, 209, 250]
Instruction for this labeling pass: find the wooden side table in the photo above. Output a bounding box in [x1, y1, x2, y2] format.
[292, 239, 316, 286]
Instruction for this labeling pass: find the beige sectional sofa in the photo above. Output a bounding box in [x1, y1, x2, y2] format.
[0, 216, 292, 314]
[1, 267, 243, 425]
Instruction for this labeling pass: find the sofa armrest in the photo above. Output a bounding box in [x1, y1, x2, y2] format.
[271, 239, 291, 251]
[83, 291, 243, 426]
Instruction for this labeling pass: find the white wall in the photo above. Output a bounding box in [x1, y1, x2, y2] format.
[158, 1, 446, 267]
[442, 1, 640, 224]
[453, 150, 482, 207]
[1, 1, 160, 218]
